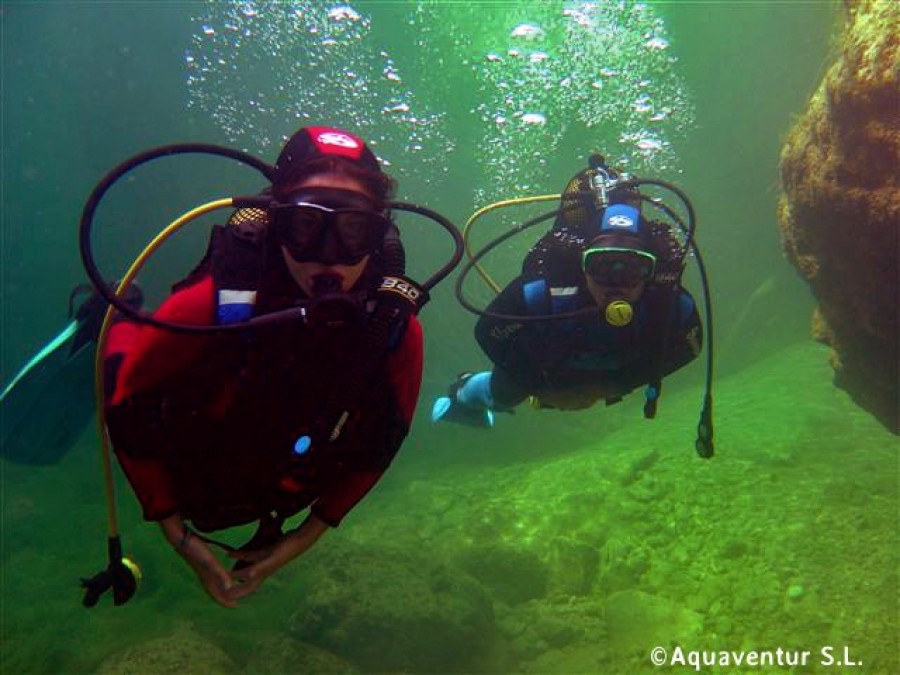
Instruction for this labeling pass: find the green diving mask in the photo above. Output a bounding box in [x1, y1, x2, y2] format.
[581, 247, 657, 288]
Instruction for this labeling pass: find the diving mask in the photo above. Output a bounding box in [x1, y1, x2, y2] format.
[271, 187, 391, 265]
[582, 247, 656, 288]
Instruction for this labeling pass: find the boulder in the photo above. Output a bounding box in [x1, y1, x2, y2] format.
[289, 541, 496, 673]
[244, 634, 357, 674]
[778, 0, 899, 433]
[96, 627, 236, 674]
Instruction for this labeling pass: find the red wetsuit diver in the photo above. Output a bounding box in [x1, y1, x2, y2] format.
[104, 127, 422, 607]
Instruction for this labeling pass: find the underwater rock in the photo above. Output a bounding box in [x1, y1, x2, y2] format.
[604, 589, 702, 651]
[243, 634, 357, 674]
[546, 536, 599, 597]
[620, 448, 661, 487]
[778, 0, 899, 433]
[289, 541, 496, 673]
[597, 537, 651, 595]
[496, 596, 606, 665]
[454, 542, 549, 605]
[95, 627, 236, 674]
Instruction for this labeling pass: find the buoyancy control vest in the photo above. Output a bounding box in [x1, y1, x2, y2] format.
[108, 210, 415, 530]
[520, 275, 694, 413]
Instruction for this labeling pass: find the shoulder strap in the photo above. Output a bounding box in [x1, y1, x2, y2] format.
[523, 278, 582, 317]
[213, 209, 269, 325]
[169, 209, 269, 326]
[522, 278, 550, 315]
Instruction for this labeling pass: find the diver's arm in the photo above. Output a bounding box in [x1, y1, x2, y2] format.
[614, 288, 703, 392]
[279, 513, 331, 560]
[658, 288, 703, 377]
[107, 277, 217, 523]
[473, 277, 530, 371]
[159, 513, 238, 609]
[386, 315, 424, 424]
[226, 513, 331, 601]
[111, 276, 216, 404]
[475, 277, 557, 389]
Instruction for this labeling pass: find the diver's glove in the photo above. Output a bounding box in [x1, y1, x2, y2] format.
[431, 371, 496, 428]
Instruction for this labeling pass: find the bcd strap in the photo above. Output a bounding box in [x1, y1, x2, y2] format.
[211, 215, 268, 325]
[378, 275, 429, 314]
[522, 278, 580, 316]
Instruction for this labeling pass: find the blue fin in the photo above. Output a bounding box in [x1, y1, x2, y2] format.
[431, 395, 495, 429]
[1, 321, 95, 465]
[0, 283, 140, 466]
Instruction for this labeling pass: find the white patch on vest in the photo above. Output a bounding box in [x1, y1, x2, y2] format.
[219, 289, 257, 305]
[607, 214, 634, 229]
[550, 287, 578, 296]
[316, 131, 359, 149]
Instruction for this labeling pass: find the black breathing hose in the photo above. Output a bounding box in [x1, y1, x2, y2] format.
[79, 147, 463, 333]
[79, 143, 275, 330]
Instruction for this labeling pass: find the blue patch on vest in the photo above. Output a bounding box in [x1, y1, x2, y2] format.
[523, 279, 550, 315]
[217, 303, 254, 325]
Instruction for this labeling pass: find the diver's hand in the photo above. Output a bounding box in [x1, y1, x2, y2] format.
[226, 513, 330, 602]
[159, 515, 237, 609]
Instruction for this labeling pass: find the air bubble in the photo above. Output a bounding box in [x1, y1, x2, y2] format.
[520, 112, 546, 126]
[510, 23, 545, 41]
[327, 6, 361, 23]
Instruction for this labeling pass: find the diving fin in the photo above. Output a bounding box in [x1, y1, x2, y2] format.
[431, 372, 496, 429]
[431, 395, 495, 428]
[0, 283, 142, 465]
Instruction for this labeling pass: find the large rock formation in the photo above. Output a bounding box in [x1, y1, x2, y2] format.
[288, 540, 497, 673]
[778, 0, 899, 433]
[96, 626, 237, 674]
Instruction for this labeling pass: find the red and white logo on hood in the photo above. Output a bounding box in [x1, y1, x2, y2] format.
[308, 126, 365, 160]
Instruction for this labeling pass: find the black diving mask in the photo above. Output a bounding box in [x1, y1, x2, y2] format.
[271, 187, 391, 266]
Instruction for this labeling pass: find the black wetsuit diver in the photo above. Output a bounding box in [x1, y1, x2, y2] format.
[473, 273, 701, 412]
[433, 164, 703, 426]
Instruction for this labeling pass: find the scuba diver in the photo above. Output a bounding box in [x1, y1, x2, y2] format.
[0, 283, 142, 465]
[433, 158, 710, 449]
[95, 126, 458, 608]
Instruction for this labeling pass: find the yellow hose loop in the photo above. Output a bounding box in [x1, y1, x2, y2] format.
[93, 198, 235, 537]
[462, 194, 561, 294]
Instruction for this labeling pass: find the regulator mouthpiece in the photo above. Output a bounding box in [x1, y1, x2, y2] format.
[308, 274, 362, 329]
[605, 300, 634, 326]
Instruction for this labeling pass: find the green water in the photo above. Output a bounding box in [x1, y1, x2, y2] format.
[2, 1, 897, 673]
